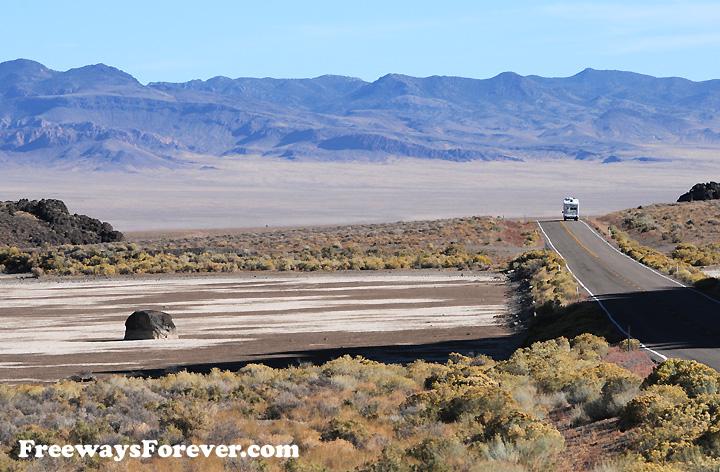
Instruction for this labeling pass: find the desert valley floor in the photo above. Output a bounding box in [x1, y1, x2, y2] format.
[0, 271, 520, 384]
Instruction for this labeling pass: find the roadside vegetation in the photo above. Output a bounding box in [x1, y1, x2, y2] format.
[5, 210, 720, 470]
[509, 250, 620, 345]
[586, 201, 720, 301]
[606, 226, 708, 285]
[3, 332, 720, 471]
[598, 201, 720, 252]
[597, 201, 720, 275]
[0, 334, 660, 471]
[595, 222, 720, 300]
[0, 216, 541, 277]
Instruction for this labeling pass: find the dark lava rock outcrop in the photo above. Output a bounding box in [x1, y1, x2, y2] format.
[124, 310, 178, 340]
[678, 182, 720, 202]
[0, 198, 123, 247]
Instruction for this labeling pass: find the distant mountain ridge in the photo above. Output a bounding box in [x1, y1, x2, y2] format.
[1, 59, 719, 170]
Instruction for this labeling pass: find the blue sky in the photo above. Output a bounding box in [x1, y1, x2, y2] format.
[2, 1, 719, 84]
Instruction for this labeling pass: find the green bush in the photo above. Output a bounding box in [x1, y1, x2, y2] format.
[3, 337, 708, 470]
[436, 386, 516, 424]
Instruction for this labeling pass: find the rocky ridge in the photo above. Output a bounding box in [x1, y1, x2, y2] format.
[0, 198, 123, 248]
[678, 182, 720, 202]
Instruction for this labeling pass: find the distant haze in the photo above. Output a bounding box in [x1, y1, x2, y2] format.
[0, 59, 718, 230]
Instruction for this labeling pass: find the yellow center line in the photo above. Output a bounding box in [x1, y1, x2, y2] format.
[560, 221, 644, 293]
[558, 222, 686, 323]
[560, 221, 600, 259]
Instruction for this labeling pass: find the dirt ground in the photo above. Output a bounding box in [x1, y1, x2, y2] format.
[0, 270, 521, 384]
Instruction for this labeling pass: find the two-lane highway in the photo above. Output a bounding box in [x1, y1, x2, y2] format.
[538, 220, 720, 370]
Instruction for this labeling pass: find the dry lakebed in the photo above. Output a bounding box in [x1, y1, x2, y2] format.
[0, 270, 520, 384]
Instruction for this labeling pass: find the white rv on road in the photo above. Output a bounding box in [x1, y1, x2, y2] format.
[563, 197, 579, 221]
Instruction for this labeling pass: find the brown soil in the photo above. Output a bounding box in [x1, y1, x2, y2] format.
[553, 409, 637, 471]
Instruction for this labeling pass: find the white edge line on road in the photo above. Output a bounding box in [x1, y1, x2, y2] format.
[536, 221, 668, 361]
[580, 220, 720, 306]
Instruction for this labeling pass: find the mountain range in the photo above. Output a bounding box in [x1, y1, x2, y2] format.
[1, 58, 720, 170]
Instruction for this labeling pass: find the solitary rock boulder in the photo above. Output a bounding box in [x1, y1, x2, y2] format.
[124, 310, 178, 340]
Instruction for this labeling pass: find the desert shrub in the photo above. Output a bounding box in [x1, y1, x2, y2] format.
[495, 335, 641, 425]
[156, 400, 208, 438]
[435, 386, 516, 424]
[320, 418, 369, 448]
[477, 435, 520, 464]
[672, 244, 703, 265]
[484, 410, 561, 445]
[571, 333, 610, 359]
[320, 356, 411, 392]
[583, 366, 642, 420]
[238, 363, 278, 385]
[672, 243, 720, 267]
[0, 334, 662, 471]
[619, 338, 641, 351]
[618, 456, 694, 472]
[8, 427, 59, 460]
[560, 363, 640, 412]
[68, 418, 110, 444]
[631, 394, 720, 466]
[642, 359, 720, 398]
[406, 437, 470, 472]
[610, 228, 709, 285]
[263, 391, 303, 420]
[359, 449, 405, 472]
[423, 355, 496, 390]
[3, 214, 521, 276]
[0, 247, 36, 273]
[498, 337, 575, 386]
[619, 384, 689, 429]
[561, 369, 606, 406]
[474, 412, 564, 470]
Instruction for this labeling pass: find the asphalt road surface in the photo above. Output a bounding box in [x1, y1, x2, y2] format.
[538, 220, 720, 370]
